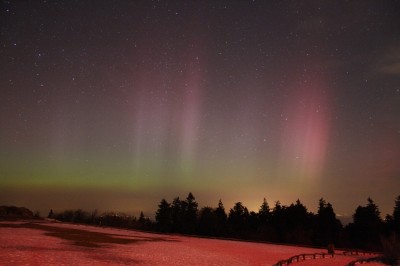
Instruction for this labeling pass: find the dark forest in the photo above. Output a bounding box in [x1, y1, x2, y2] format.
[50, 194, 400, 253]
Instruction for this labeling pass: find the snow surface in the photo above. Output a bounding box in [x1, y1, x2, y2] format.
[0, 220, 383, 265]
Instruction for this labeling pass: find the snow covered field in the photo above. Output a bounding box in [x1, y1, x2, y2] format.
[0, 220, 382, 265]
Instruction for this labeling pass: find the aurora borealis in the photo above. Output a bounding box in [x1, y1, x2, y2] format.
[1, 1, 399, 219]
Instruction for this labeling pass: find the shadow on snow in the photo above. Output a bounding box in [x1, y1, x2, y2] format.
[0, 222, 178, 248]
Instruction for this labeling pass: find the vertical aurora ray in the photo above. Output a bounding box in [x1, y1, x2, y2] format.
[128, 31, 206, 184]
[177, 61, 203, 173]
[278, 74, 331, 185]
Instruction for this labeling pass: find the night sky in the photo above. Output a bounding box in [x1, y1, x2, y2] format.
[1, 1, 399, 220]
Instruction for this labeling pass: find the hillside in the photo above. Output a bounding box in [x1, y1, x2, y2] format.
[0, 206, 34, 220]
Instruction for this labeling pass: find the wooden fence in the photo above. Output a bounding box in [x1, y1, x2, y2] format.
[273, 252, 334, 266]
[347, 256, 384, 266]
[272, 250, 382, 266]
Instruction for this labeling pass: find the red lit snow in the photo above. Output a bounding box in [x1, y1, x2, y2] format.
[0, 221, 383, 265]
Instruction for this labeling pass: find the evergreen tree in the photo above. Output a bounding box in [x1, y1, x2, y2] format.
[139, 211, 145, 223]
[316, 198, 342, 246]
[155, 198, 172, 232]
[271, 201, 285, 242]
[137, 211, 151, 230]
[286, 200, 308, 230]
[285, 199, 312, 244]
[214, 199, 227, 236]
[247, 211, 259, 233]
[171, 197, 183, 232]
[257, 198, 274, 241]
[348, 197, 383, 250]
[228, 202, 249, 235]
[258, 198, 271, 224]
[393, 195, 400, 234]
[197, 206, 217, 236]
[183, 192, 198, 233]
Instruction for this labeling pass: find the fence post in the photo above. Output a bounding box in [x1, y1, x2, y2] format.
[327, 244, 335, 255]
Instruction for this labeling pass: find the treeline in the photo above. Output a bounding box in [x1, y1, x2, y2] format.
[155, 194, 341, 245]
[154, 193, 400, 252]
[51, 193, 400, 252]
[49, 209, 152, 231]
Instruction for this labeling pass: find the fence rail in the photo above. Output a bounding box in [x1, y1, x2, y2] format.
[347, 256, 383, 266]
[273, 252, 334, 266]
[272, 249, 382, 266]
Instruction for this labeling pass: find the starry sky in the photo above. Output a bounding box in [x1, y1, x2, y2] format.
[1, 1, 399, 219]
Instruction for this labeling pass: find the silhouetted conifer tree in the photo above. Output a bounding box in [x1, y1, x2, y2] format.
[271, 201, 285, 242]
[137, 211, 152, 230]
[171, 197, 183, 232]
[228, 202, 249, 236]
[317, 198, 342, 246]
[214, 199, 227, 236]
[183, 192, 198, 233]
[155, 198, 172, 232]
[197, 206, 217, 236]
[257, 198, 274, 241]
[285, 199, 313, 244]
[247, 211, 259, 233]
[139, 211, 145, 223]
[347, 197, 383, 250]
[393, 195, 400, 235]
[258, 198, 271, 224]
